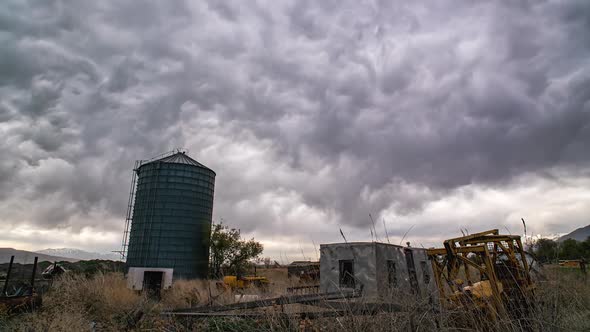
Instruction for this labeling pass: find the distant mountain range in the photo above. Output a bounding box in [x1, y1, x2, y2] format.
[36, 248, 122, 261]
[558, 224, 590, 242]
[2, 225, 587, 264]
[0, 248, 78, 264]
[0, 248, 122, 263]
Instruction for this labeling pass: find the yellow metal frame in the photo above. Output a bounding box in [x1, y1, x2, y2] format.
[427, 229, 534, 319]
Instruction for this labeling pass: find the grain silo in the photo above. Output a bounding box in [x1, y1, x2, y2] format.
[124, 151, 215, 280]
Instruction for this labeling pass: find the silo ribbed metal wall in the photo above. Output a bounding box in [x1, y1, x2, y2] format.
[126, 161, 215, 279]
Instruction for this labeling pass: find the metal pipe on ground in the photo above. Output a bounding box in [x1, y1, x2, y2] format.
[164, 310, 349, 318]
[167, 290, 361, 314]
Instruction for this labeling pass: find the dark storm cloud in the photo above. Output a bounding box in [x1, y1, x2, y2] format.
[0, 0, 589, 249]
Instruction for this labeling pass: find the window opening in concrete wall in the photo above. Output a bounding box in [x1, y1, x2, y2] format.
[339, 260, 355, 288]
[404, 249, 420, 294]
[420, 261, 430, 284]
[387, 260, 398, 288]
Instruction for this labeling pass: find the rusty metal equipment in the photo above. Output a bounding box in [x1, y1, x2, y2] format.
[287, 261, 320, 282]
[286, 284, 320, 295]
[164, 289, 363, 318]
[427, 229, 535, 320]
[559, 259, 587, 275]
[0, 256, 42, 313]
[41, 262, 67, 280]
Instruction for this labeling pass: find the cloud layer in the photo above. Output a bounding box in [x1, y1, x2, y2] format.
[1, 0, 589, 257]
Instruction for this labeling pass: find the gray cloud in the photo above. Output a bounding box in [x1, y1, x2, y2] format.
[0, 0, 589, 254]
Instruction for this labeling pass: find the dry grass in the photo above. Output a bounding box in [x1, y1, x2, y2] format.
[161, 279, 211, 309]
[0, 266, 588, 331]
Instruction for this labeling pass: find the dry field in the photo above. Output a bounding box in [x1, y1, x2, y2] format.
[0, 266, 588, 331]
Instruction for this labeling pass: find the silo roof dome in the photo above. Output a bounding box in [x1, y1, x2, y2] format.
[145, 151, 215, 173]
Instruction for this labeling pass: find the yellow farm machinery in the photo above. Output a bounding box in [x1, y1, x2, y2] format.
[221, 275, 270, 290]
[427, 229, 536, 320]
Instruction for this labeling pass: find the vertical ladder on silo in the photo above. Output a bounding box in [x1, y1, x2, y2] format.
[119, 160, 141, 260]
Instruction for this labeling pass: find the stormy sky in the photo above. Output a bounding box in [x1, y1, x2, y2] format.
[1, 0, 589, 261]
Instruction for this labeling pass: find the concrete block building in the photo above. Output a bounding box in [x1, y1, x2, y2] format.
[320, 242, 436, 300]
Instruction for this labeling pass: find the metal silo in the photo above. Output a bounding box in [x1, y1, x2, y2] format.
[125, 151, 215, 279]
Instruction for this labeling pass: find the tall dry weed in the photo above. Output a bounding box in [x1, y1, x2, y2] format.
[2, 267, 588, 331]
[2, 272, 161, 331]
[161, 278, 209, 309]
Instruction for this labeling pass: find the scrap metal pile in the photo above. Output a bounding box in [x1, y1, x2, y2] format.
[165, 229, 537, 326]
[0, 256, 42, 313]
[426, 229, 536, 320]
[165, 289, 364, 319]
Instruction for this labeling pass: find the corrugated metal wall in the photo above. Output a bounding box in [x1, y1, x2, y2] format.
[126, 157, 215, 279]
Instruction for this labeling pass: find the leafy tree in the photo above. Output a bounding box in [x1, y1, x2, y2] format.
[581, 236, 590, 257]
[559, 238, 584, 260]
[533, 238, 558, 263]
[531, 237, 590, 262]
[209, 222, 264, 278]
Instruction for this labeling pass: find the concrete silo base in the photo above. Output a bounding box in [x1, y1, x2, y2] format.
[127, 267, 173, 292]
